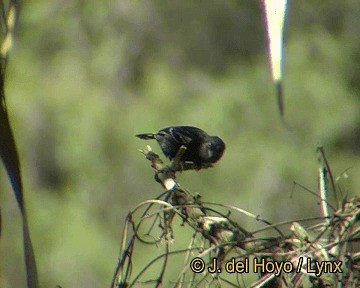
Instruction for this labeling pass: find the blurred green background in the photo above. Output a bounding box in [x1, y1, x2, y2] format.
[1, 1, 359, 287]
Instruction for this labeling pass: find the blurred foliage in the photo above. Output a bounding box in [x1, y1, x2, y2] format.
[0, 1, 359, 287]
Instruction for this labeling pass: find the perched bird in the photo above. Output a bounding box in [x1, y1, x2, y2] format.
[136, 126, 225, 169]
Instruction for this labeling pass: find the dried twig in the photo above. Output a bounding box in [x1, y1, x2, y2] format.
[111, 147, 359, 287]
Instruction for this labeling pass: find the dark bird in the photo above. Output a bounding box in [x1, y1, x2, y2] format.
[136, 126, 225, 169]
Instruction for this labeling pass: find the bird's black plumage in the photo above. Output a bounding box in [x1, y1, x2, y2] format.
[136, 126, 225, 169]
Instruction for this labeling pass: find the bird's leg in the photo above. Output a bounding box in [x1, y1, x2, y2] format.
[170, 145, 187, 171]
[171, 145, 210, 171]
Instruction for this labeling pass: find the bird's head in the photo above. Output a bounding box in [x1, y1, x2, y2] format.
[200, 136, 225, 164]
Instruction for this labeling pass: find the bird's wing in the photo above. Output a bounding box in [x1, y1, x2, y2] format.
[169, 128, 193, 144]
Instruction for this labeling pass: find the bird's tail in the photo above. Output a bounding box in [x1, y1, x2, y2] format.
[136, 133, 155, 140]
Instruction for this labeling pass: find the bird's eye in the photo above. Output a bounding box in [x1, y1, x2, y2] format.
[207, 143, 212, 149]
